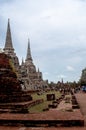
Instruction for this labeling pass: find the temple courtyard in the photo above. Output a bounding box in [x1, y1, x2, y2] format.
[0, 92, 86, 130]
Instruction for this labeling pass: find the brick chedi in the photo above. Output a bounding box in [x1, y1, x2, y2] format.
[3, 19, 20, 78]
[20, 39, 45, 90]
[0, 53, 32, 113]
[0, 53, 21, 96]
[3, 19, 48, 90]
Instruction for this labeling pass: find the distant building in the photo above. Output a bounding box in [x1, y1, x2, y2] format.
[3, 19, 48, 90]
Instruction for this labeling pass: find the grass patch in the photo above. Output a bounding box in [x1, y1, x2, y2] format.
[29, 90, 61, 113]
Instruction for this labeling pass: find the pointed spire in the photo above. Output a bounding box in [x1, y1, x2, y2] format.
[21, 57, 24, 65]
[26, 38, 32, 61]
[4, 19, 14, 50]
[61, 78, 63, 84]
[38, 68, 40, 72]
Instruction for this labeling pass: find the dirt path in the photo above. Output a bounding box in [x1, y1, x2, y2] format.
[75, 93, 86, 126]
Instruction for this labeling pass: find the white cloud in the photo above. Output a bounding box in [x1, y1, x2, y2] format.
[67, 66, 75, 71]
[44, 72, 49, 75]
[57, 74, 67, 79]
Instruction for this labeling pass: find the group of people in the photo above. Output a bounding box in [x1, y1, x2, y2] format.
[81, 85, 86, 92]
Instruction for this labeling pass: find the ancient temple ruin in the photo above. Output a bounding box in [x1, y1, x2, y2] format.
[3, 19, 48, 90]
[0, 53, 32, 113]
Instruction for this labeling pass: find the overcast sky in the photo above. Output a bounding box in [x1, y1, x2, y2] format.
[0, 0, 86, 83]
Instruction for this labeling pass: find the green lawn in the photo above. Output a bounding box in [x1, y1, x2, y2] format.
[29, 90, 61, 113]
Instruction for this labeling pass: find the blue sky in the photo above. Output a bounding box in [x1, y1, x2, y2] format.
[0, 0, 86, 83]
